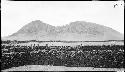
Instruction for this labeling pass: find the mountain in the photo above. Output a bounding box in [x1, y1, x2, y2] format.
[2, 20, 124, 41]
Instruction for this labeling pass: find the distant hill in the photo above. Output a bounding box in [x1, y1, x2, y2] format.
[2, 20, 124, 41]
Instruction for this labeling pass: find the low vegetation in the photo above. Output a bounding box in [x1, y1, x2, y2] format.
[1, 40, 124, 70]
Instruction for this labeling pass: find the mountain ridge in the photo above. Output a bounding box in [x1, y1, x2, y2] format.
[2, 20, 124, 41]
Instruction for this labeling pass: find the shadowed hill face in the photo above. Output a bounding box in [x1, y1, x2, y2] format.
[67, 21, 105, 35]
[2, 20, 124, 41]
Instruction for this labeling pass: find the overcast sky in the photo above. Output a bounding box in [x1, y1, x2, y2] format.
[1, 1, 124, 37]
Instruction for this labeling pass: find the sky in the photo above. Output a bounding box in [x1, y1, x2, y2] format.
[1, 1, 124, 37]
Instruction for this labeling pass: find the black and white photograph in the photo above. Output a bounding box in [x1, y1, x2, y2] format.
[1, 0, 124, 72]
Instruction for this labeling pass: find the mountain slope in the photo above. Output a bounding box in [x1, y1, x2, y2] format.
[2, 20, 124, 41]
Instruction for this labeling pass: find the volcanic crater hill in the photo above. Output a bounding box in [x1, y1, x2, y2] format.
[2, 20, 124, 41]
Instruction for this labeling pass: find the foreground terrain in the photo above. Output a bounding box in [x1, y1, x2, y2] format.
[1, 40, 124, 71]
[2, 65, 125, 72]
